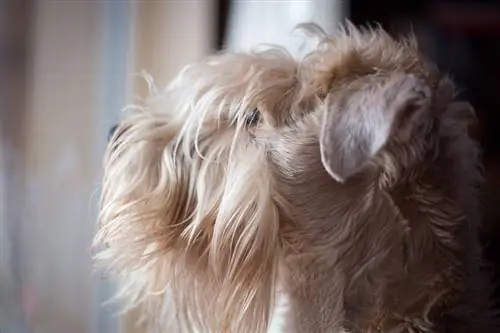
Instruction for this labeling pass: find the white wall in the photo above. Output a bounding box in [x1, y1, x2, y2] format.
[226, 0, 345, 56]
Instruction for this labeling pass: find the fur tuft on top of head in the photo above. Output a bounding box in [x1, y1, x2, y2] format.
[296, 21, 440, 97]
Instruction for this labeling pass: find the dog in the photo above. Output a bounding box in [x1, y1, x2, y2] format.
[94, 22, 497, 332]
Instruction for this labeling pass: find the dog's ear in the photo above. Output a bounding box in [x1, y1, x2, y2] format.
[320, 74, 432, 183]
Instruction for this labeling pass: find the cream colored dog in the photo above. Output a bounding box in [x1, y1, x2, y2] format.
[94, 23, 497, 332]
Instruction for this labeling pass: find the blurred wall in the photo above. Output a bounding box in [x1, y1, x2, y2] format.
[21, 2, 109, 332]
[1, 1, 33, 332]
[131, 1, 216, 99]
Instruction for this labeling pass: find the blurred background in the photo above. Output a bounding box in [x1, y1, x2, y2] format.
[1, 0, 499, 332]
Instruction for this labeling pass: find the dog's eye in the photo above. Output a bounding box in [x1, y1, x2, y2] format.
[245, 108, 261, 127]
[108, 124, 119, 142]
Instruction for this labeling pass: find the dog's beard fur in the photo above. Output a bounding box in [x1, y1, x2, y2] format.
[94, 23, 496, 332]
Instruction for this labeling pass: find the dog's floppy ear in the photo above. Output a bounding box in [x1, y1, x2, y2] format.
[320, 74, 432, 183]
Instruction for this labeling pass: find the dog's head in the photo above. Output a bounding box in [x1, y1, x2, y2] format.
[94, 23, 480, 332]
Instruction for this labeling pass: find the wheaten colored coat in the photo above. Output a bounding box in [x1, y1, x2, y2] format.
[95, 23, 497, 332]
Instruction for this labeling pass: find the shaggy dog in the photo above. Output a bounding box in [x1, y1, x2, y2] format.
[94, 23, 497, 332]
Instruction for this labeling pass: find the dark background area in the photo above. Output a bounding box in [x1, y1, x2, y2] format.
[351, 0, 500, 308]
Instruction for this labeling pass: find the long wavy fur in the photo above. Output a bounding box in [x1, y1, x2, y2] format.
[94, 22, 497, 332]
[94, 40, 306, 332]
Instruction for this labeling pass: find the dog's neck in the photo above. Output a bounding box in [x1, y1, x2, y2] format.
[276, 162, 462, 333]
